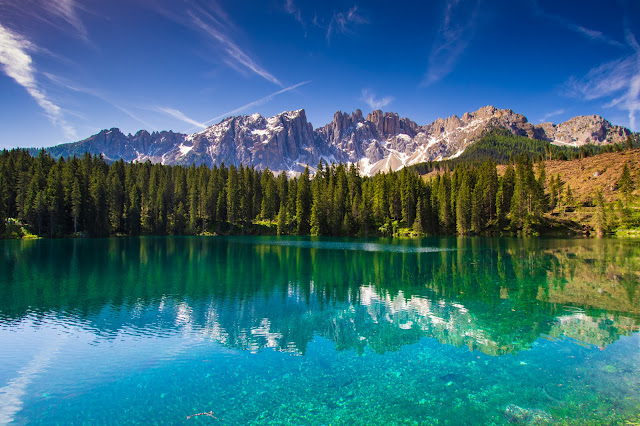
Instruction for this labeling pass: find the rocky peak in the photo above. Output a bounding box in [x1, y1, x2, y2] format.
[364, 110, 420, 138]
[547, 115, 631, 145]
[44, 106, 634, 177]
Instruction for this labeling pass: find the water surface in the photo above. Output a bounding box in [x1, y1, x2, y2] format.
[1, 237, 639, 424]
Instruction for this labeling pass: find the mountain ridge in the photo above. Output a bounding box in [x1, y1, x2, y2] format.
[43, 106, 633, 176]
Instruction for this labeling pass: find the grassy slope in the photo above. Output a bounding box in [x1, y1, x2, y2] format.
[422, 149, 640, 235]
[541, 150, 640, 236]
[541, 149, 640, 204]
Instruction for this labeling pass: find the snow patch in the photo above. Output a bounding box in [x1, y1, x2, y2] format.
[179, 144, 193, 156]
[551, 139, 578, 147]
[448, 149, 464, 159]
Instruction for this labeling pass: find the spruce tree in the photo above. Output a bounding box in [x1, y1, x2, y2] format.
[618, 163, 633, 204]
[296, 167, 312, 235]
[71, 178, 82, 234]
[226, 165, 239, 229]
[564, 185, 574, 214]
[277, 201, 287, 236]
[0, 174, 5, 236]
[413, 197, 424, 234]
[594, 190, 607, 237]
[456, 174, 472, 235]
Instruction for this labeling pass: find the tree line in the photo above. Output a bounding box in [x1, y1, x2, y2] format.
[0, 147, 634, 238]
[411, 130, 638, 175]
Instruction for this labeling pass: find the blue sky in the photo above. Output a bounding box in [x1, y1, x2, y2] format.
[0, 0, 638, 149]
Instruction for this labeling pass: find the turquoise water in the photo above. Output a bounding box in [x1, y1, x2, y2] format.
[0, 236, 639, 424]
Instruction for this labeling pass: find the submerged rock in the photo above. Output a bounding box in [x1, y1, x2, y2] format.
[504, 404, 554, 424]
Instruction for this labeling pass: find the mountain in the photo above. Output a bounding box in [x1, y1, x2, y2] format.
[43, 106, 633, 176]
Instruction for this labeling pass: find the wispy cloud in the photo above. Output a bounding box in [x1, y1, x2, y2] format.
[139, 1, 280, 85]
[0, 340, 64, 424]
[360, 89, 393, 110]
[0, 24, 76, 139]
[538, 109, 565, 123]
[565, 29, 640, 130]
[44, 72, 157, 131]
[152, 106, 207, 130]
[531, 1, 623, 48]
[189, 80, 311, 132]
[422, 0, 481, 86]
[284, 0, 304, 26]
[189, 11, 282, 86]
[326, 5, 368, 43]
[0, 0, 90, 43]
[45, 0, 88, 42]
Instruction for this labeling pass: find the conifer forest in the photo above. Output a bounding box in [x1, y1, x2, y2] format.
[0, 144, 637, 239]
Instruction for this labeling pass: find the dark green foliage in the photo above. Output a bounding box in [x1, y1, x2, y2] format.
[296, 167, 312, 235]
[618, 163, 633, 203]
[1, 143, 637, 239]
[410, 129, 615, 175]
[0, 173, 5, 235]
[594, 190, 608, 237]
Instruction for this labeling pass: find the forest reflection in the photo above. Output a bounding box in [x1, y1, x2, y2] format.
[1, 237, 638, 356]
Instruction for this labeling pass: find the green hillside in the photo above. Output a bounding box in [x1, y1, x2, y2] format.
[409, 129, 630, 174]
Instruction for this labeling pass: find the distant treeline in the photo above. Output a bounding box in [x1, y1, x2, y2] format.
[410, 129, 637, 174]
[0, 143, 634, 238]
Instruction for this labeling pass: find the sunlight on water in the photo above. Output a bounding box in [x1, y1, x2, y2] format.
[0, 236, 639, 424]
[228, 236, 456, 253]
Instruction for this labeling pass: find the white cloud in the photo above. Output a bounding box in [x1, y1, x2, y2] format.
[44, 72, 157, 131]
[193, 80, 311, 131]
[360, 89, 393, 110]
[532, 1, 623, 48]
[422, 0, 481, 86]
[0, 335, 65, 424]
[285, 0, 304, 26]
[538, 109, 565, 123]
[326, 5, 368, 43]
[565, 30, 640, 131]
[0, 24, 76, 140]
[45, 0, 88, 42]
[188, 6, 282, 86]
[153, 106, 207, 130]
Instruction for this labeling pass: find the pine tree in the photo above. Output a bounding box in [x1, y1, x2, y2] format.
[173, 201, 187, 235]
[277, 201, 287, 236]
[564, 185, 574, 214]
[107, 165, 125, 234]
[413, 197, 424, 234]
[618, 163, 633, 204]
[70, 178, 82, 234]
[0, 174, 5, 236]
[456, 175, 472, 235]
[34, 190, 46, 236]
[594, 190, 607, 237]
[626, 135, 634, 150]
[438, 172, 453, 233]
[296, 167, 312, 234]
[260, 169, 277, 220]
[128, 185, 141, 236]
[89, 168, 109, 237]
[45, 164, 64, 237]
[226, 165, 240, 229]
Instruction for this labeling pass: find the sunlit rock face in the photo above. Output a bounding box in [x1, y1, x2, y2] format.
[44, 107, 632, 176]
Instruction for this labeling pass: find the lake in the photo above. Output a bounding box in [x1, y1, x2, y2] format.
[0, 236, 639, 424]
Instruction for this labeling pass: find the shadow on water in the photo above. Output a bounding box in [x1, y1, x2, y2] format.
[1, 236, 639, 356]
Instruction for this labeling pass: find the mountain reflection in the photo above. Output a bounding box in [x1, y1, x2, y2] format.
[1, 237, 639, 356]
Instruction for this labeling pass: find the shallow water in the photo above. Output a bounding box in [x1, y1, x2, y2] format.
[0, 236, 639, 424]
